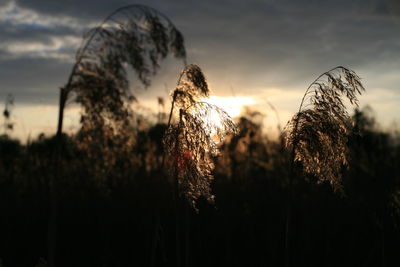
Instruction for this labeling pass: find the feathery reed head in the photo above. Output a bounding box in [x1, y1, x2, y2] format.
[63, 5, 186, 138]
[172, 64, 209, 109]
[285, 66, 365, 191]
[51, 5, 187, 185]
[164, 64, 237, 209]
[61, 5, 186, 171]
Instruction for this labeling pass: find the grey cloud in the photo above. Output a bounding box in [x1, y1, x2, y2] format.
[0, 0, 12, 6]
[0, 57, 71, 104]
[179, 3, 400, 93]
[1, 0, 399, 108]
[14, 0, 176, 21]
[0, 22, 84, 56]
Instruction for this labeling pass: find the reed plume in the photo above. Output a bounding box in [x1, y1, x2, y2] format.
[163, 64, 237, 209]
[50, 7, 185, 266]
[57, 4, 186, 139]
[285, 66, 365, 191]
[54, 5, 187, 179]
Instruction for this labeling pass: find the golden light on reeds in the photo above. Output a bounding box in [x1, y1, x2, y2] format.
[163, 64, 237, 209]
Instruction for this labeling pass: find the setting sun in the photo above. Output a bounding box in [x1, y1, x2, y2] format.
[203, 96, 255, 118]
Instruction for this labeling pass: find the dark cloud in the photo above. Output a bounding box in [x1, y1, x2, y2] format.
[0, 21, 82, 48]
[14, 0, 174, 21]
[1, 0, 399, 105]
[0, 57, 71, 104]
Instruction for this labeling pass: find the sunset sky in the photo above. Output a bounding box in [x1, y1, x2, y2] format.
[1, 0, 400, 141]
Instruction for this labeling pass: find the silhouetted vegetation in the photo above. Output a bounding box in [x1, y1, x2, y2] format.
[283, 66, 364, 266]
[2, 94, 14, 135]
[0, 106, 399, 267]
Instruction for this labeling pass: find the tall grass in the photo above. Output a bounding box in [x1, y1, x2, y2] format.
[163, 64, 237, 209]
[285, 66, 365, 191]
[161, 64, 236, 267]
[283, 66, 365, 267]
[50, 5, 187, 267]
[56, 4, 186, 139]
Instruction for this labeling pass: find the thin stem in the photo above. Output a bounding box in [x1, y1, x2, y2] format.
[160, 96, 175, 170]
[285, 145, 295, 267]
[161, 69, 187, 169]
[185, 203, 190, 267]
[173, 110, 184, 267]
[167, 97, 176, 130]
[48, 86, 69, 267]
[56, 88, 67, 138]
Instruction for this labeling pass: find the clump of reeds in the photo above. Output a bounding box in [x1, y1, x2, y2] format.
[57, 5, 186, 140]
[285, 66, 365, 191]
[163, 64, 237, 209]
[55, 5, 187, 180]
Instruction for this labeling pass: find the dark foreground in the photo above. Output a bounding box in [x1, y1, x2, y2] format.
[0, 110, 399, 267]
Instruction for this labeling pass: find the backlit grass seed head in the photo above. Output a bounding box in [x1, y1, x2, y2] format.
[62, 5, 186, 144]
[285, 66, 365, 192]
[172, 64, 209, 110]
[163, 64, 237, 209]
[60, 5, 186, 175]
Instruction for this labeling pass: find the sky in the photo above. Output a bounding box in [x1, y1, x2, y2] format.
[1, 0, 400, 140]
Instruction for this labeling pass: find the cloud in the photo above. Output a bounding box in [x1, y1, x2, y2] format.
[0, 1, 89, 63]
[0, 57, 71, 104]
[0, 35, 81, 61]
[0, 1, 91, 29]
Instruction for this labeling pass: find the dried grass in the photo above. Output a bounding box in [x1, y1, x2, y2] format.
[163, 64, 237, 209]
[285, 66, 365, 191]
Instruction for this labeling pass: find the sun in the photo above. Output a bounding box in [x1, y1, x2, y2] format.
[203, 96, 255, 118]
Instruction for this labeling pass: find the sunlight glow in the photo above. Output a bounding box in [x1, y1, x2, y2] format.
[204, 96, 255, 118]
